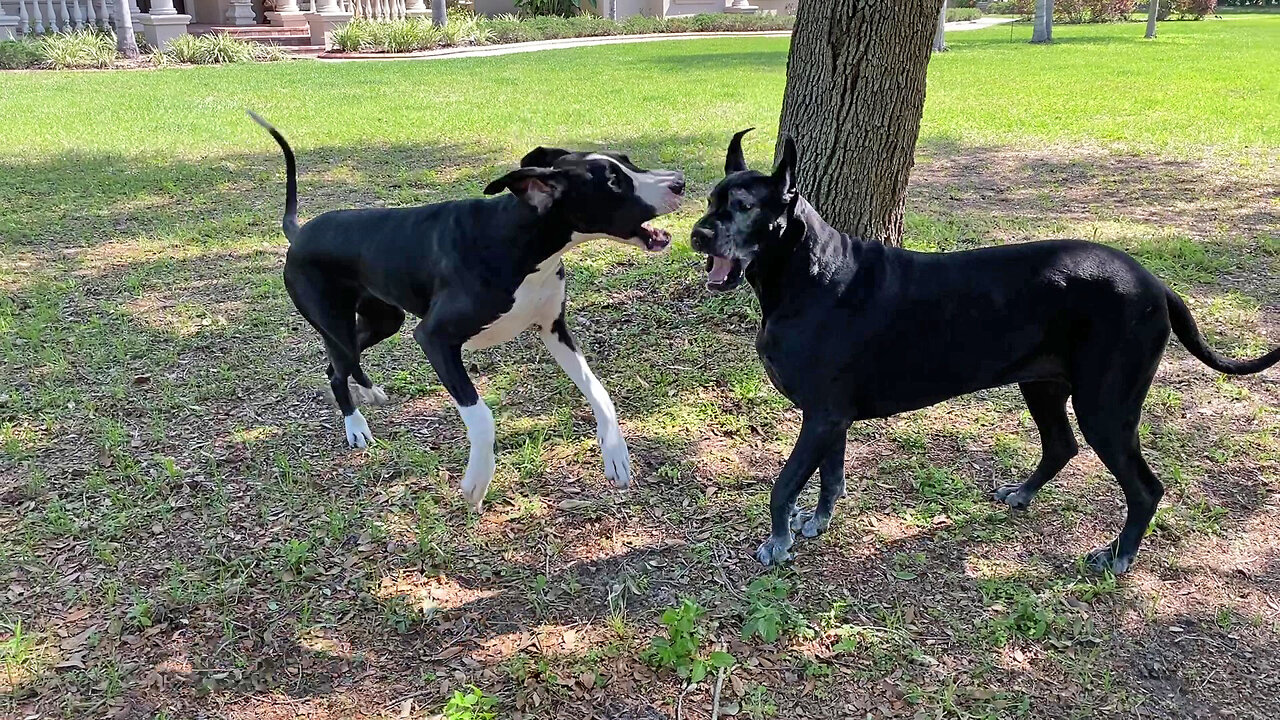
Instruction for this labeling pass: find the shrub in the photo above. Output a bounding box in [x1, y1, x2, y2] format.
[37, 29, 117, 69]
[513, 0, 597, 16]
[1171, 0, 1218, 16]
[0, 39, 43, 69]
[195, 32, 256, 62]
[986, 0, 1034, 17]
[1056, 0, 1137, 21]
[332, 19, 374, 51]
[162, 33, 283, 64]
[946, 7, 984, 21]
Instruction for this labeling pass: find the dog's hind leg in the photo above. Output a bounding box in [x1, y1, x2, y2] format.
[415, 322, 494, 511]
[791, 434, 846, 539]
[758, 414, 848, 566]
[287, 273, 374, 449]
[326, 297, 405, 407]
[995, 381, 1077, 511]
[539, 314, 631, 490]
[1072, 331, 1166, 575]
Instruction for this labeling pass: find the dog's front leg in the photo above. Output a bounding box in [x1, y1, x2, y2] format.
[416, 323, 495, 512]
[758, 414, 847, 566]
[540, 316, 631, 489]
[791, 434, 847, 539]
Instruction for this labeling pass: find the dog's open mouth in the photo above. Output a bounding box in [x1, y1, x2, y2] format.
[705, 256, 743, 291]
[636, 223, 672, 252]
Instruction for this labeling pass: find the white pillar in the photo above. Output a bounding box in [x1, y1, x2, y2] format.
[725, 0, 759, 13]
[138, 0, 189, 48]
[404, 0, 425, 17]
[306, 0, 351, 48]
[267, 0, 309, 26]
[224, 0, 254, 24]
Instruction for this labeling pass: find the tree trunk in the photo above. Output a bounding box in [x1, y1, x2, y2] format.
[1031, 0, 1053, 42]
[933, 0, 948, 52]
[432, 0, 446, 25]
[114, 2, 139, 60]
[776, 0, 945, 247]
[1145, 0, 1158, 37]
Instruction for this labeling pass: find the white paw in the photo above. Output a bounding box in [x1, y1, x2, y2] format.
[599, 427, 632, 489]
[344, 410, 374, 449]
[460, 460, 495, 512]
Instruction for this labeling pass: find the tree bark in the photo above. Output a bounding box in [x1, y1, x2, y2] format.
[1031, 0, 1053, 42]
[432, 0, 446, 25]
[933, 0, 948, 52]
[776, 0, 946, 247]
[114, 2, 139, 59]
[1145, 0, 1158, 37]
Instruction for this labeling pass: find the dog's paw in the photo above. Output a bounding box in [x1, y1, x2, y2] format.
[343, 410, 375, 449]
[599, 428, 632, 490]
[353, 383, 390, 407]
[798, 510, 831, 539]
[325, 379, 391, 408]
[460, 468, 492, 513]
[1085, 542, 1135, 575]
[755, 534, 794, 567]
[789, 508, 830, 538]
[994, 483, 1034, 511]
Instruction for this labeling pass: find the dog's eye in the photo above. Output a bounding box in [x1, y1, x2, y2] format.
[732, 198, 755, 212]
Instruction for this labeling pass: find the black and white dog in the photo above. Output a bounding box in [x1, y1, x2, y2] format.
[250, 113, 684, 510]
[690, 130, 1280, 573]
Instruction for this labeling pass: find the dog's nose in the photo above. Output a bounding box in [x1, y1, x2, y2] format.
[690, 225, 713, 247]
[668, 174, 686, 196]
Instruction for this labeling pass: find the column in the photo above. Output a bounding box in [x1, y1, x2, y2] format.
[139, 0, 190, 48]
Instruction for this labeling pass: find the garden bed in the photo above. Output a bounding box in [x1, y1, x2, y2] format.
[0, 30, 287, 70]
[325, 12, 794, 55]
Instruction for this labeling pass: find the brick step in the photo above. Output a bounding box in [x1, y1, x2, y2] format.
[189, 23, 312, 45]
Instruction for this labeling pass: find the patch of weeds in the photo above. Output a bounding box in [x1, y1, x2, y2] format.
[741, 684, 779, 719]
[992, 433, 1031, 473]
[643, 598, 735, 683]
[897, 461, 1008, 538]
[278, 538, 313, 579]
[125, 594, 156, 631]
[381, 595, 433, 634]
[442, 686, 498, 720]
[1149, 499, 1228, 540]
[981, 581, 1095, 649]
[741, 574, 810, 643]
[1, 619, 42, 685]
[889, 551, 927, 581]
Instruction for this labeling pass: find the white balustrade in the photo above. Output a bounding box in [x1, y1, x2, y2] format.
[348, 0, 406, 20]
[11, 0, 124, 36]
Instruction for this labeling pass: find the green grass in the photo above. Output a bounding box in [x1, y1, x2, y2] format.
[1, 14, 1278, 720]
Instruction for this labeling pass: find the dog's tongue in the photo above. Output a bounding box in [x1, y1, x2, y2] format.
[708, 256, 733, 284]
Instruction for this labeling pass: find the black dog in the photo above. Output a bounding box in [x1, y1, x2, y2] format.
[690, 130, 1279, 573]
[250, 112, 684, 510]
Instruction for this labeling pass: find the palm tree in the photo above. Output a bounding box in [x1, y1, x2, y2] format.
[114, 0, 139, 59]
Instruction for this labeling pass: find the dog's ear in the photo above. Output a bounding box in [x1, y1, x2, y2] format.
[520, 147, 571, 168]
[484, 168, 567, 214]
[773, 135, 798, 204]
[725, 128, 754, 175]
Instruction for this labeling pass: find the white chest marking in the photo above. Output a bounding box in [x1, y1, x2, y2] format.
[463, 256, 567, 351]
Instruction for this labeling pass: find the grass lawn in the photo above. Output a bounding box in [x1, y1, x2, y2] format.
[2, 13, 1279, 720]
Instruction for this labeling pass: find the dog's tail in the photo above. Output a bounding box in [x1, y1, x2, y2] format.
[1166, 286, 1280, 375]
[247, 110, 300, 243]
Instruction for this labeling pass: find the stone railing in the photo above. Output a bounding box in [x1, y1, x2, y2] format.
[0, 0, 189, 47]
[4, 0, 118, 34]
[346, 0, 407, 20]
